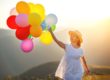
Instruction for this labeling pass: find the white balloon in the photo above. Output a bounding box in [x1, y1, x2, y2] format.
[45, 14, 58, 26]
[10, 7, 18, 15]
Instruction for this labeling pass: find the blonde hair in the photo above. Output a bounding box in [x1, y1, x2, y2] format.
[69, 30, 83, 47]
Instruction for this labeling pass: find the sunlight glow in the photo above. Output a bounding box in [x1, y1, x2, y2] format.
[0, 0, 110, 29]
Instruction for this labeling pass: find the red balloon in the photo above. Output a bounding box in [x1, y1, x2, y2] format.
[16, 26, 30, 40]
[7, 15, 19, 29]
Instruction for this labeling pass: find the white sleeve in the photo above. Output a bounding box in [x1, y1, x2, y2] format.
[64, 44, 69, 52]
[80, 48, 84, 57]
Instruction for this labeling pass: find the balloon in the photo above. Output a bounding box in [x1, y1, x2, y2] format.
[45, 14, 58, 26]
[41, 21, 56, 30]
[21, 39, 34, 53]
[7, 15, 19, 29]
[28, 3, 45, 21]
[30, 26, 42, 37]
[28, 34, 32, 39]
[16, 1, 30, 14]
[10, 7, 18, 15]
[35, 4, 45, 21]
[51, 24, 56, 31]
[16, 26, 30, 40]
[15, 14, 29, 27]
[41, 21, 47, 30]
[35, 4, 45, 14]
[28, 2, 35, 13]
[28, 13, 41, 26]
[39, 31, 53, 45]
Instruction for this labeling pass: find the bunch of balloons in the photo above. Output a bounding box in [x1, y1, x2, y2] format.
[7, 1, 58, 53]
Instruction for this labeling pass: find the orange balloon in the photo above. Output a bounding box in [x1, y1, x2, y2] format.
[16, 1, 30, 14]
[30, 26, 42, 37]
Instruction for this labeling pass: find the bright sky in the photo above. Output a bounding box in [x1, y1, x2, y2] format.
[0, 0, 110, 29]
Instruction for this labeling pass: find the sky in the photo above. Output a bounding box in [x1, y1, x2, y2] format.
[0, 0, 110, 30]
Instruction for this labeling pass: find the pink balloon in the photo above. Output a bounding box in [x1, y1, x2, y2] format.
[15, 14, 29, 27]
[21, 39, 34, 53]
[10, 7, 18, 15]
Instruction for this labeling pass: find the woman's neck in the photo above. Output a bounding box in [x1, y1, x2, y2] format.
[71, 43, 80, 49]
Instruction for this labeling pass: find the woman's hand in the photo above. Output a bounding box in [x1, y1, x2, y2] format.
[85, 68, 90, 75]
[81, 56, 90, 75]
[48, 28, 52, 32]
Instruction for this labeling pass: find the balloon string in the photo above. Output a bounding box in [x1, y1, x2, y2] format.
[46, 25, 48, 31]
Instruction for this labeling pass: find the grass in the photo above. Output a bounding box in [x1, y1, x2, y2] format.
[83, 74, 110, 80]
[4, 74, 110, 80]
[3, 64, 110, 80]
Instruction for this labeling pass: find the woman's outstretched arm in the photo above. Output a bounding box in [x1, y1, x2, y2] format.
[49, 28, 65, 49]
[81, 56, 90, 75]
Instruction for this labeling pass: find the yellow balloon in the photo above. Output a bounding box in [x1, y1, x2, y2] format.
[35, 11, 45, 22]
[35, 4, 45, 14]
[16, 1, 30, 14]
[28, 3, 35, 13]
[39, 31, 53, 45]
[28, 13, 41, 26]
[30, 26, 42, 37]
[28, 3, 45, 21]
[35, 4, 45, 21]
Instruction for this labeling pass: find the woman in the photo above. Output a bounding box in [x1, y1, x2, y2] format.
[49, 28, 90, 80]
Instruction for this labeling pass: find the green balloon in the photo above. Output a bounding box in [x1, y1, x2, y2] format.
[51, 24, 56, 31]
[28, 34, 32, 39]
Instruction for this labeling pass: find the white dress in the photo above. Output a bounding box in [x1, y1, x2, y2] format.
[55, 44, 84, 80]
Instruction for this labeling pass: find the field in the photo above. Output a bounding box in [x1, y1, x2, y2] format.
[83, 74, 110, 80]
[3, 74, 110, 80]
[3, 64, 110, 80]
